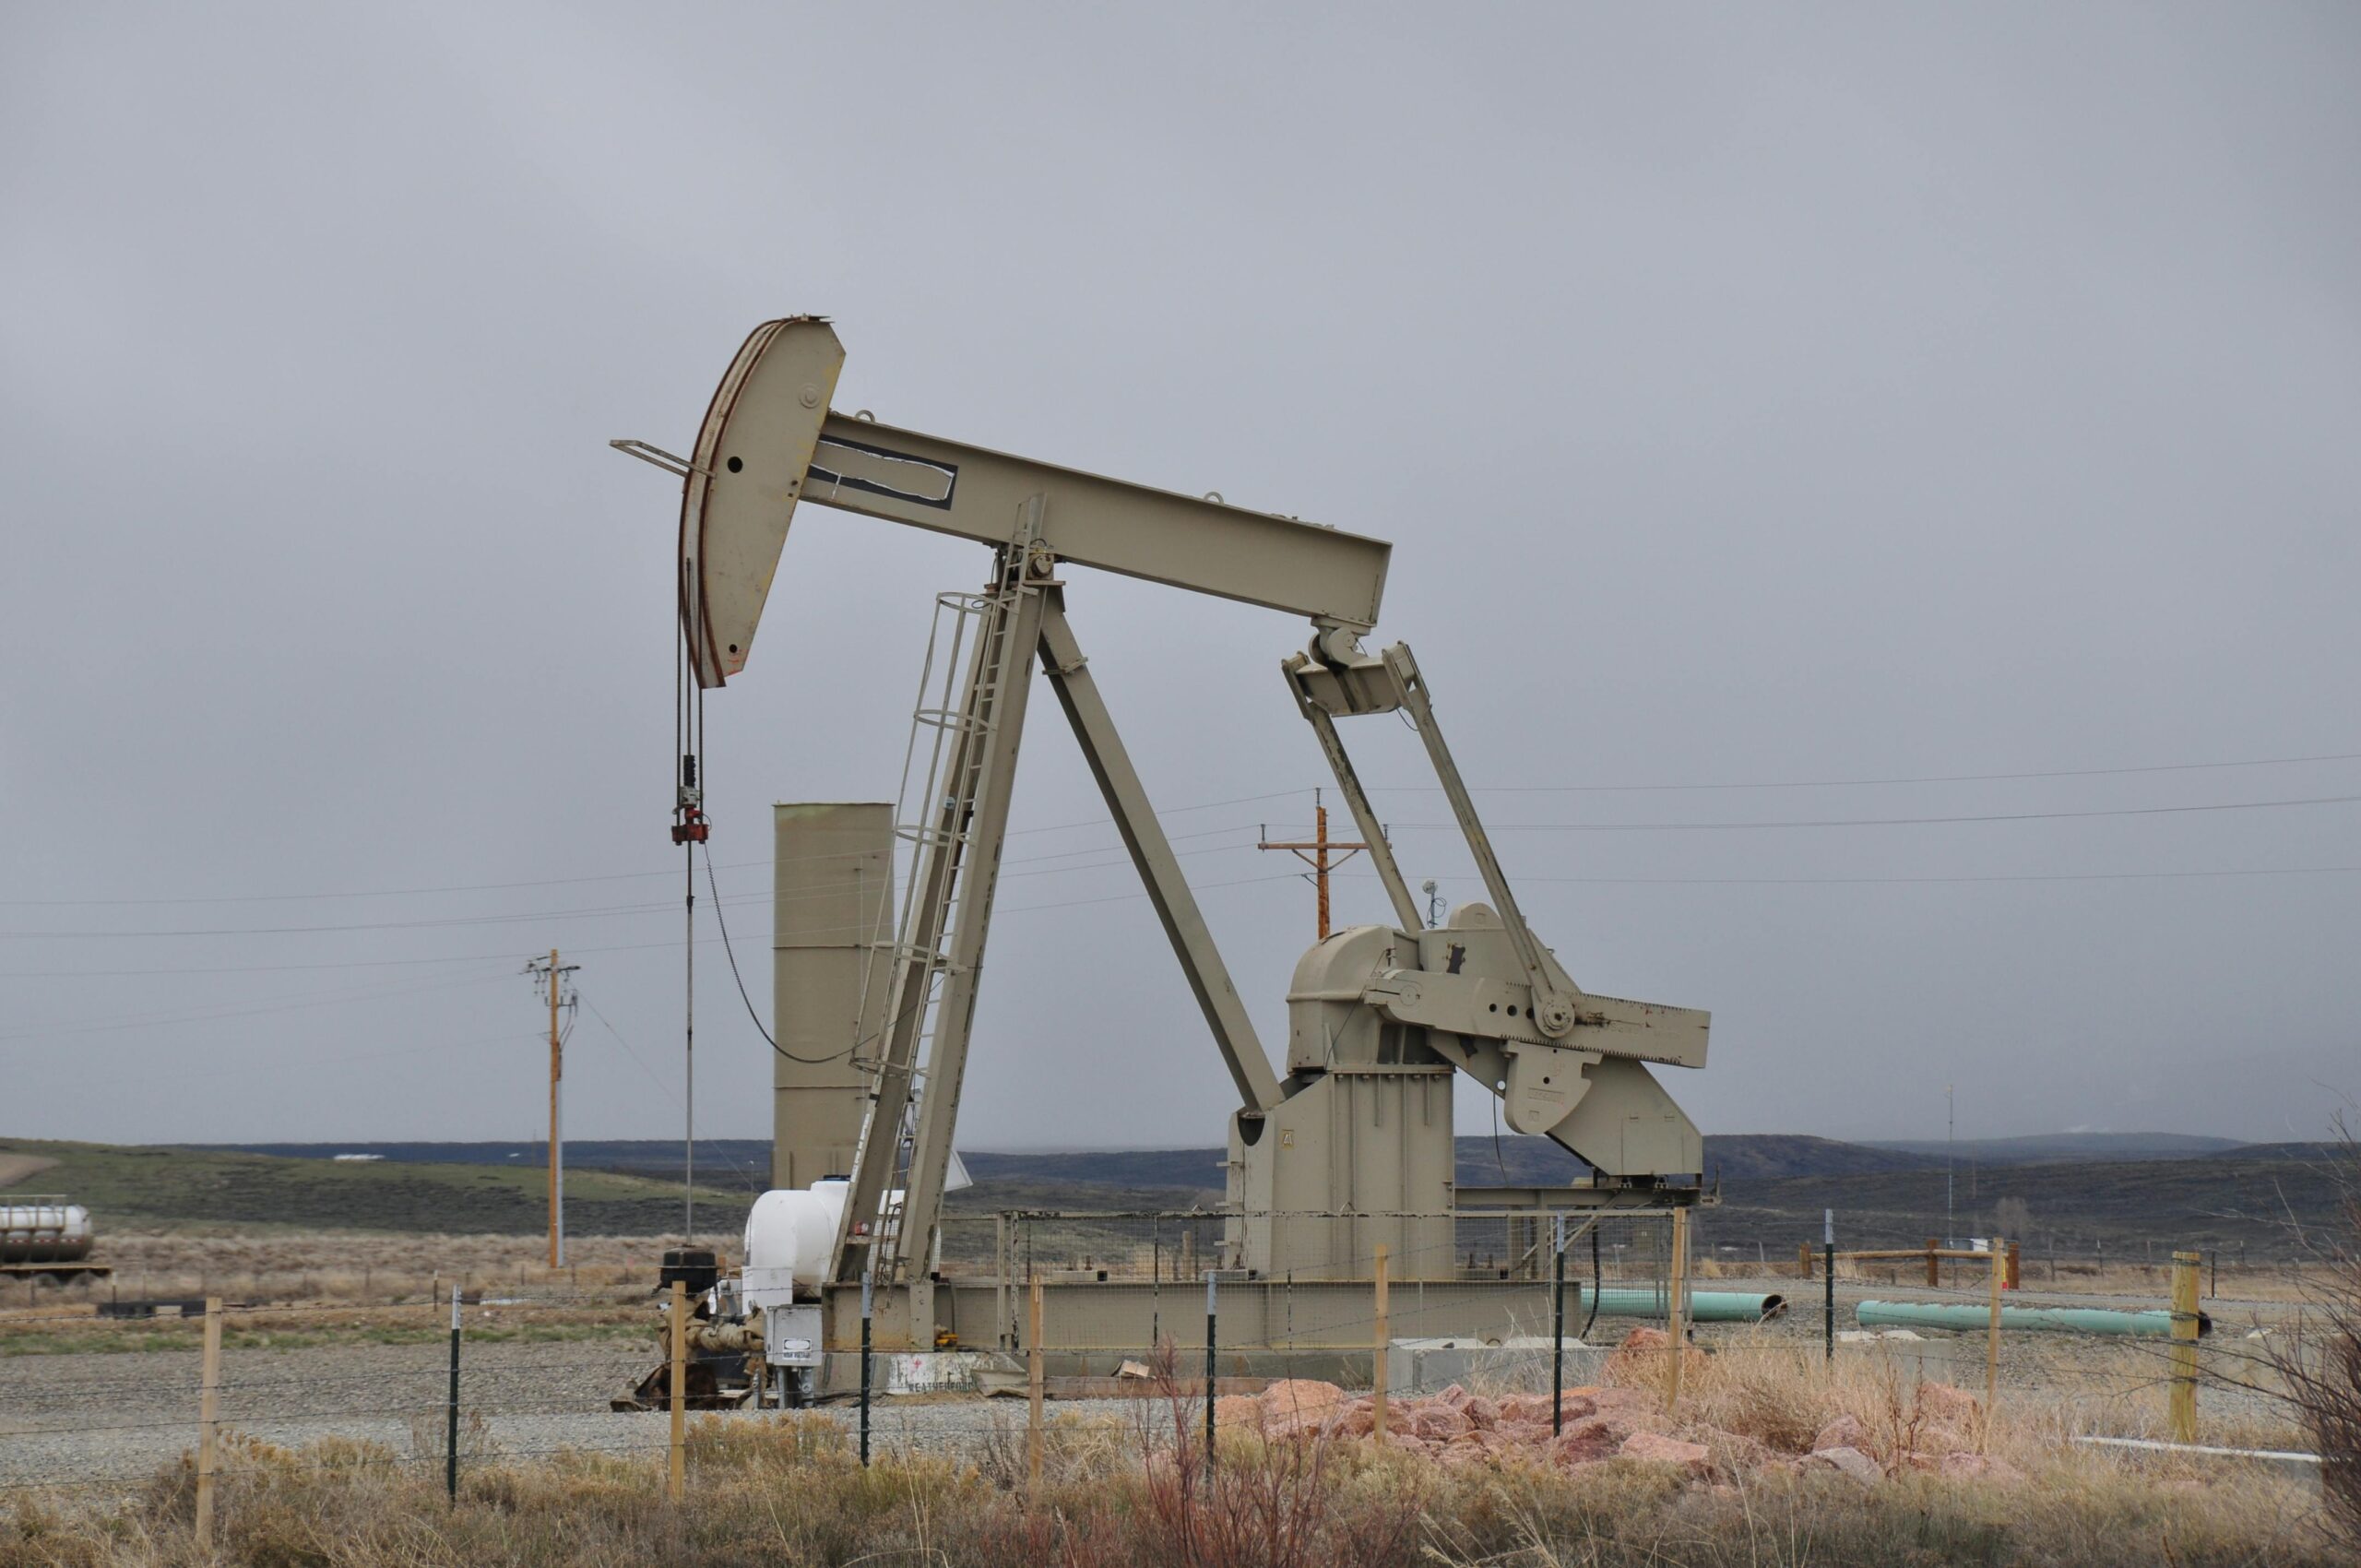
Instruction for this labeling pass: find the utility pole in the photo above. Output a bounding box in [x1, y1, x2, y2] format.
[1945, 1084, 1955, 1250]
[1258, 789, 1370, 941]
[523, 951, 579, 1266]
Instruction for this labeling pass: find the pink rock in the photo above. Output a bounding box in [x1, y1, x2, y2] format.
[1436, 1383, 1471, 1408]
[1606, 1327, 1707, 1386]
[1691, 1428, 1768, 1476]
[1326, 1399, 1376, 1438]
[1497, 1395, 1551, 1425]
[1916, 1383, 1981, 1425]
[1439, 1434, 1489, 1467]
[1938, 1451, 2024, 1484]
[1588, 1385, 1655, 1414]
[1264, 1410, 1328, 1443]
[1258, 1379, 1347, 1420]
[1619, 1431, 1712, 1472]
[1548, 1417, 1622, 1467]
[1463, 1395, 1501, 1430]
[1811, 1414, 1869, 1454]
[1585, 1389, 1675, 1442]
[1801, 1444, 1881, 1485]
[1412, 1407, 1472, 1441]
[1212, 1394, 1264, 1429]
[1496, 1420, 1555, 1448]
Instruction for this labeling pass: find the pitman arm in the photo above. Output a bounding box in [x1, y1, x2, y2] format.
[1285, 632, 1711, 1173]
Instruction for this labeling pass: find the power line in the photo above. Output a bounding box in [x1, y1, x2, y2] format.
[127, 1028, 547, 1082]
[1368, 748, 2361, 795]
[7, 845, 2361, 982]
[0, 970, 515, 1044]
[12, 786, 2353, 941]
[11, 743, 2358, 909]
[0, 837, 1266, 942]
[1377, 864, 2361, 888]
[0, 795, 1309, 909]
[576, 992, 677, 1107]
[1384, 791, 2361, 834]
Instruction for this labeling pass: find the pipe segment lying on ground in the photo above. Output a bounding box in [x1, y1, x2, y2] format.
[1855, 1300, 2211, 1337]
[1575, 1287, 1786, 1322]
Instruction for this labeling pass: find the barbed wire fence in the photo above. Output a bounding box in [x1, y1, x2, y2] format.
[0, 1209, 2313, 1548]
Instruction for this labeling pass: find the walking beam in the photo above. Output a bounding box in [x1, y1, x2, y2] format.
[670, 317, 1393, 688]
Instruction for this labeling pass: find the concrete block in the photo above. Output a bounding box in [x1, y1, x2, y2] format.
[1387, 1336, 1608, 1395]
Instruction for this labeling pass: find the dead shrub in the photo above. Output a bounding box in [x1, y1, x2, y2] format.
[2264, 1125, 2361, 1554]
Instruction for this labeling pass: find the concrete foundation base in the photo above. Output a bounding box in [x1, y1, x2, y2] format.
[1387, 1336, 1609, 1396]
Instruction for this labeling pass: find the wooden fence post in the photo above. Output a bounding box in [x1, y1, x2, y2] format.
[1797, 1241, 1813, 1279]
[667, 1279, 686, 1503]
[1926, 1237, 1941, 1288]
[195, 1298, 222, 1550]
[2170, 1250, 2201, 1443]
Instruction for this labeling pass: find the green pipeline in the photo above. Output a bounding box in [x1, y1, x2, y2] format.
[1574, 1287, 1787, 1322]
[1855, 1300, 2212, 1338]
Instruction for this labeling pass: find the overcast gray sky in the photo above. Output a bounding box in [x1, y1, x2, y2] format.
[4, 4, 2356, 1156]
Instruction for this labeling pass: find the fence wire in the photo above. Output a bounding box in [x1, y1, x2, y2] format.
[0, 1214, 2307, 1525]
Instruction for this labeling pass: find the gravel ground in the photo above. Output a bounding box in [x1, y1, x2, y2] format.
[1, 1275, 2308, 1491]
[0, 1338, 1135, 1491]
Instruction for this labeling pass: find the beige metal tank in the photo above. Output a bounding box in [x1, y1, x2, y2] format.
[771, 803, 895, 1190]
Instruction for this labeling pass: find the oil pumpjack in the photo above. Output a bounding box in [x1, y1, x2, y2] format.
[615, 316, 1711, 1381]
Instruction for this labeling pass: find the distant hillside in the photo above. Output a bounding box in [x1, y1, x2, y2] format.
[0, 1138, 750, 1235]
[2202, 1141, 2353, 1165]
[961, 1147, 1228, 1192]
[209, 1133, 1934, 1194]
[217, 1140, 779, 1191]
[1863, 1133, 2243, 1164]
[26, 1134, 2341, 1258]
[1695, 1152, 2339, 1260]
[958, 1134, 1929, 1193]
[1703, 1135, 1936, 1180]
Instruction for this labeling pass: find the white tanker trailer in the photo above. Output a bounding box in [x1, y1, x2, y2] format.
[0, 1196, 109, 1285]
[1, 1199, 93, 1264]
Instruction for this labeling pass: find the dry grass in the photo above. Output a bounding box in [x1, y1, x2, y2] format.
[8, 1230, 673, 1304]
[1703, 1252, 2332, 1303]
[3, 1375, 2343, 1568]
[0, 1234, 674, 1356]
[2261, 1134, 2361, 1551]
[0, 1234, 687, 1359]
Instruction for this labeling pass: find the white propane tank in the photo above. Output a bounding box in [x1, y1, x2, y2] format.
[0, 1202, 94, 1264]
[741, 1180, 849, 1309]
